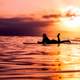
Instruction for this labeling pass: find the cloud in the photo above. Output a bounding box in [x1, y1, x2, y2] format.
[0, 17, 52, 36]
[42, 14, 61, 19]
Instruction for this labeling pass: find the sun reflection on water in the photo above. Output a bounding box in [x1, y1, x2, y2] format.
[52, 44, 80, 80]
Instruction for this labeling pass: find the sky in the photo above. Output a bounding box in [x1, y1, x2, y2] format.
[0, 0, 59, 17]
[0, 0, 80, 17]
[0, 0, 80, 37]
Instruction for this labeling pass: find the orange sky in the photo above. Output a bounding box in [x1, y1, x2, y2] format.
[0, 0, 80, 37]
[0, 0, 80, 17]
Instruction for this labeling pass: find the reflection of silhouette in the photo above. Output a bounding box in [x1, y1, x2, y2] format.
[38, 33, 71, 44]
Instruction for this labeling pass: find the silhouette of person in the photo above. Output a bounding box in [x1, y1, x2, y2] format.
[42, 33, 50, 44]
[57, 33, 60, 46]
[40, 33, 70, 45]
[57, 33, 60, 43]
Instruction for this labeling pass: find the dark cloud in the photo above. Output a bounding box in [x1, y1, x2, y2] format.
[42, 14, 61, 19]
[0, 17, 52, 36]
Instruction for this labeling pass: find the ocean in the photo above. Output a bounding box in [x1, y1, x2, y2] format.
[0, 36, 80, 80]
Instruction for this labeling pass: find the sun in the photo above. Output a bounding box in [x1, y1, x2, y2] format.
[60, 17, 80, 28]
[60, 6, 80, 29]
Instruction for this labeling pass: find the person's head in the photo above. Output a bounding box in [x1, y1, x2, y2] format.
[58, 33, 60, 35]
[43, 33, 47, 37]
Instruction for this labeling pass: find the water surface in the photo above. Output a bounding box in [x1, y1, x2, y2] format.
[0, 36, 80, 80]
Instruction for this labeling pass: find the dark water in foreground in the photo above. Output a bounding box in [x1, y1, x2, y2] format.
[0, 36, 80, 80]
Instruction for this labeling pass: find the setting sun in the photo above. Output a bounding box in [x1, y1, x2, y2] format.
[59, 6, 80, 29]
[60, 17, 80, 29]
